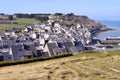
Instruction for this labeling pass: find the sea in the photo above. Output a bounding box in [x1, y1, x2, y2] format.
[96, 20, 120, 40]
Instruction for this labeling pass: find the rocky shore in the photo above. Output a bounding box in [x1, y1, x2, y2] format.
[92, 28, 114, 37]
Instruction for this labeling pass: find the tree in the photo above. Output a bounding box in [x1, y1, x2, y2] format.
[67, 13, 74, 16]
[0, 13, 5, 16]
[15, 14, 23, 18]
[35, 16, 49, 21]
[8, 15, 14, 20]
[30, 14, 36, 18]
[55, 13, 63, 16]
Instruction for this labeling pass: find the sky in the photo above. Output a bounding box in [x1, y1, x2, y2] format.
[0, 0, 120, 20]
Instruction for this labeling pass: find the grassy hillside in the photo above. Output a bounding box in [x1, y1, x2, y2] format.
[0, 51, 120, 80]
[0, 18, 40, 32]
[12, 18, 40, 24]
[0, 24, 25, 32]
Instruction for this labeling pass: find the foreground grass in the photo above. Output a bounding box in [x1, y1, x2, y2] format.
[0, 51, 120, 80]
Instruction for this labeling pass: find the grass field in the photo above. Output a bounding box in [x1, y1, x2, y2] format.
[12, 18, 40, 24]
[0, 24, 25, 32]
[0, 51, 120, 80]
[0, 18, 40, 32]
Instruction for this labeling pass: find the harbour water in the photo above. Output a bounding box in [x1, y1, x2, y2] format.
[97, 21, 120, 40]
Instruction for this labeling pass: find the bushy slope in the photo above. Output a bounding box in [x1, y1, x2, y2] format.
[60, 15, 107, 30]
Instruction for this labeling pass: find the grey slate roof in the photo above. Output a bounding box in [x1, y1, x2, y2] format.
[46, 42, 58, 56]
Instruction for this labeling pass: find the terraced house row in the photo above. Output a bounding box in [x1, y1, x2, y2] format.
[0, 22, 91, 61]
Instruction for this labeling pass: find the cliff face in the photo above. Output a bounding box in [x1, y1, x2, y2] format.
[60, 15, 107, 31]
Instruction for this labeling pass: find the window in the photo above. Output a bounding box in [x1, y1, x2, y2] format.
[8, 56, 11, 59]
[20, 56, 24, 60]
[56, 52, 59, 55]
[19, 49, 22, 51]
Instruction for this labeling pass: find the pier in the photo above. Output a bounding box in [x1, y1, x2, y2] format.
[100, 40, 120, 45]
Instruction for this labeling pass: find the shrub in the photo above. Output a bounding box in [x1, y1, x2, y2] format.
[0, 53, 72, 67]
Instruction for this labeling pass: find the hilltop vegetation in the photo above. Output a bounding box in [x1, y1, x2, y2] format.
[0, 51, 120, 80]
[0, 13, 107, 32]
